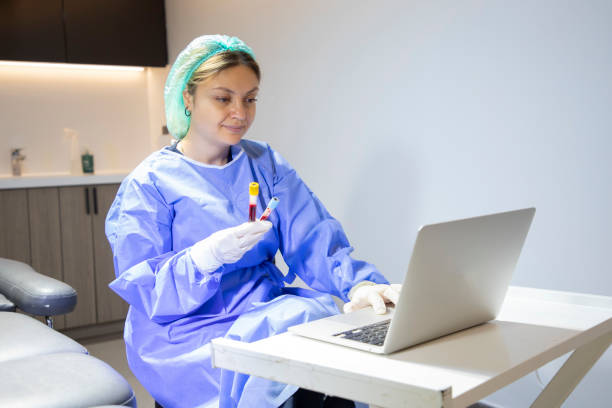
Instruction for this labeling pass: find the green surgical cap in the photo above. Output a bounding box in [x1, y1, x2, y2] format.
[164, 34, 255, 140]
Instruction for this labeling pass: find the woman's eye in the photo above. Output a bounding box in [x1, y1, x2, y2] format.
[215, 97, 230, 103]
[246, 98, 258, 103]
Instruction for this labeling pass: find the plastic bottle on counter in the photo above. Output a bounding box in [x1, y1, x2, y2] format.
[63, 128, 81, 175]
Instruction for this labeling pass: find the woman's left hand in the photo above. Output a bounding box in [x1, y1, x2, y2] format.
[343, 283, 402, 315]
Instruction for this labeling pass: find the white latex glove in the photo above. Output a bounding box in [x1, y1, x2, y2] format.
[343, 283, 402, 315]
[190, 221, 272, 273]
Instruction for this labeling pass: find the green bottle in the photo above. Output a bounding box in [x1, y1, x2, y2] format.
[81, 150, 94, 174]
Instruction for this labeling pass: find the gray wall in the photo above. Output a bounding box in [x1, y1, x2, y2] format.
[166, 1, 612, 406]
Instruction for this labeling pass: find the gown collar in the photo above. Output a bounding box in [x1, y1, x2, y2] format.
[165, 142, 245, 170]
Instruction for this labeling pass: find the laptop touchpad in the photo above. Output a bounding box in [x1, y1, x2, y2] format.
[327, 306, 395, 327]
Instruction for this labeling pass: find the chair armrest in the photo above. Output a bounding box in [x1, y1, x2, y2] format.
[0, 258, 76, 316]
[0, 293, 16, 312]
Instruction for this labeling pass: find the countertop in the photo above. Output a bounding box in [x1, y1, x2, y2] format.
[0, 172, 128, 189]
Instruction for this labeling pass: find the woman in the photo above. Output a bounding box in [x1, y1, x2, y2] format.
[106, 35, 399, 408]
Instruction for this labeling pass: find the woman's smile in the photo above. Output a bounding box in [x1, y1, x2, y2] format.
[223, 124, 246, 133]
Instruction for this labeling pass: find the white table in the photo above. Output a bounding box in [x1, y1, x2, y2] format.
[211, 286, 612, 407]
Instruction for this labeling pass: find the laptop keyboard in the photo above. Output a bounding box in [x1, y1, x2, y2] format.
[333, 319, 391, 346]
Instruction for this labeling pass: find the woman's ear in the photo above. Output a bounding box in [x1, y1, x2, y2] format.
[183, 89, 193, 111]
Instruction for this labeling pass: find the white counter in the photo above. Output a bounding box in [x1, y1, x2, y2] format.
[0, 172, 128, 189]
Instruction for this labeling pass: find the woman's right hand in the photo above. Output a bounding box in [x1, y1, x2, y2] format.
[190, 221, 272, 272]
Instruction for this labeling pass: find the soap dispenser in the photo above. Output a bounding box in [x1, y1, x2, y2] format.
[81, 150, 94, 174]
[11, 148, 26, 176]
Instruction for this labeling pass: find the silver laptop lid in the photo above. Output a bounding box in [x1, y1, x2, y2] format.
[383, 207, 535, 353]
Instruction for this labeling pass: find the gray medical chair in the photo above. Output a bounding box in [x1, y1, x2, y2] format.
[0, 257, 136, 408]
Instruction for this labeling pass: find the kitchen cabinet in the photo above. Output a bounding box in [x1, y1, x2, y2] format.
[0, 0, 65, 63]
[59, 184, 126, 327]
[0, 0, 167, 67]
[0, 187, 66, 328]
[63, 0, 167, 67]
[59, 186, 97, 327]
[0, 189, 30, 264]
[91, 184, 128, 323]
[0, 183, 125, 329]
[28, 187, 66, 329]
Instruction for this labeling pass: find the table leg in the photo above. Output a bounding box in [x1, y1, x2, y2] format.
[530, 330, 612, 408]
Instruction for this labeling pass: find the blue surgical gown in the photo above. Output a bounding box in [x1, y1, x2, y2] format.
[106, 139, 387, 408]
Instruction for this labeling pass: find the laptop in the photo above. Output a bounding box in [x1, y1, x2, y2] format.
[288, 207, 536, 354]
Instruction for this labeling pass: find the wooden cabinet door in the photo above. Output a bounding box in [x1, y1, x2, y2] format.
[0, 0, 65, 62]
[0, 189, 31, 264]
[92, 184, 128, 322]
[59, 186, 96, 328]
[27, 187, 65, 329]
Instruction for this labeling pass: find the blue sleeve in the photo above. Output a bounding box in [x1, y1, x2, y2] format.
[106, 175, 222, 324]
[269, 148, 388, 301]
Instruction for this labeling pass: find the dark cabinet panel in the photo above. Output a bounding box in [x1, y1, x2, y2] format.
[63, 0, 167, 66]
[0, 189, 31, 264]
[0, 0, 166, 66]
[0, 0, 65, 62]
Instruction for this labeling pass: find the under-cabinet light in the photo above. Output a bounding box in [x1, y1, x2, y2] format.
[0, 60, 144, 72]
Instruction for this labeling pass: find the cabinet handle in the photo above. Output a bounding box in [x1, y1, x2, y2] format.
[85, 187, 90, 214]
[93, 187, 98, 215]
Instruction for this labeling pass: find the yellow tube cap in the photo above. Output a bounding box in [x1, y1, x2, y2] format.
[249, 182, 259, 196]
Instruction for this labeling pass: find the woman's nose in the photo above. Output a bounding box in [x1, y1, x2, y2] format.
[230, 100, 247, 120]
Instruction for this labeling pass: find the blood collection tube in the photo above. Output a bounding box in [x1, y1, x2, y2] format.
[248, 182, 259, 221]
[259, 197, 280, 221]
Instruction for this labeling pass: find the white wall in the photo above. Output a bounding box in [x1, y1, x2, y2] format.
[0, 65, 169, 176]
[166, 0, 612, 406]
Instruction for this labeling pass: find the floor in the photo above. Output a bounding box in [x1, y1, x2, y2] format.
[82, 334, 155, 408]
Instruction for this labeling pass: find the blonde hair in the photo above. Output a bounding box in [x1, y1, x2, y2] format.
[185, 50, 260, 96]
